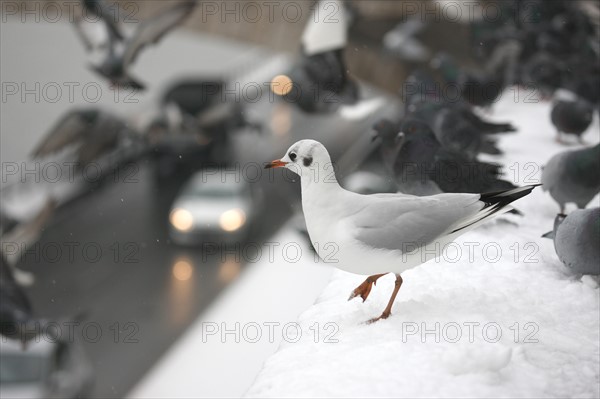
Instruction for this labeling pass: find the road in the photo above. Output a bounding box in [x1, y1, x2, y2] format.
[2, 17, 399, 398]
[14, 96, 396, 398]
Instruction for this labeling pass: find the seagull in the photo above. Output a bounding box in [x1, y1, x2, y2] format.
[265, 140, 537, 323]
[75, 1, 196, 89]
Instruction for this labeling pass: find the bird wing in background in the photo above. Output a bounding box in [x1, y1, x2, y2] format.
[122, 1, 196, 69]
[301, 0, 347, 56]
[84, 0, 125, 40]
[1, 198, 56, 286]
[73, 16, 112, 52]
[0, 254, 33, 316]
[0, 198, 56, 250]
[435, 151, 516, 193]
[458, 108, 516, 134]
[75, 113, 125, 166]
[383, 18, 430, 62]
[31, 111, 94, 158]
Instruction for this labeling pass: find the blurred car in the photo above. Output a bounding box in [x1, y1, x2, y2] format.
[168, 170, 256, 245]
[0, 338, 93, 399]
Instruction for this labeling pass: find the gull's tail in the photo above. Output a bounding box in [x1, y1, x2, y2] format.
[450, 185, 539, 234]
[479, 184, 540, 210]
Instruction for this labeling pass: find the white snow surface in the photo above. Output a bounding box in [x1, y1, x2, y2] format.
[245, 89, 600, 398]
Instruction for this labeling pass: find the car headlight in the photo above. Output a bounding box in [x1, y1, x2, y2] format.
[170, 208, 194, 232]
[219, 208, 247, 232]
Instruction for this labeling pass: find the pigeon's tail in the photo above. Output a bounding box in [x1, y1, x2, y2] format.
[462, 111, 517, 134]
[435, 159, 516, 194]
[479, 121, 517, 134]
[479, 139, 503, 155]
[120, 76, 146, 91]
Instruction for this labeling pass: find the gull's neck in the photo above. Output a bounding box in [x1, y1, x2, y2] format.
[299, 162, 345, 211]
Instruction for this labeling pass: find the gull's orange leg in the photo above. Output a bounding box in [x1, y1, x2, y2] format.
[367, 274, 403, 324]
[348, 273, 387, 302]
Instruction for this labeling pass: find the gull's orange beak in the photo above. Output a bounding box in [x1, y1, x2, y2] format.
[264, 159, 288, 169]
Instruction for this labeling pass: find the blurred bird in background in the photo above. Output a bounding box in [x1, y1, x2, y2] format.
[543, 208, 600, 275]
[550, 90, 594, 143]
[373, 117, 516, 196]
[74, 1, 197, 89]
[541, 144, 600, 213]
[283, 0, 359, 113]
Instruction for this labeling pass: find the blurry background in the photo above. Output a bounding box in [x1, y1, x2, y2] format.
[1, 1, 598, 398]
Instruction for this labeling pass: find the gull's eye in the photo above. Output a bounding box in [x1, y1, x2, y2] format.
[289, 152, 297, 161]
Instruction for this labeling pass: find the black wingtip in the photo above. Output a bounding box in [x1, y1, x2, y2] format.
[480, 184, 539, 208]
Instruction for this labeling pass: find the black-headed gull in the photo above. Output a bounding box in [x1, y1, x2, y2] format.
[266, 139, 538, 323]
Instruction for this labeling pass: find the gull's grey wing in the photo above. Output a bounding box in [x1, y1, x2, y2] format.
[31, 111, 95, 158]
[350, 193, 483, 252]
[122, 1, 196, 67]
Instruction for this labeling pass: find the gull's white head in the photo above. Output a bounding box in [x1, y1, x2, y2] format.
[264, 139, 333, 178]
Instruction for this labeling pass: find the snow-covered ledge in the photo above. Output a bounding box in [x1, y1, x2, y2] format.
[245, 91, 600, 398]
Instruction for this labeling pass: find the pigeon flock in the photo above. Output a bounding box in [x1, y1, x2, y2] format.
[1, 0, 599, 351]
[366, 1, 600, 288]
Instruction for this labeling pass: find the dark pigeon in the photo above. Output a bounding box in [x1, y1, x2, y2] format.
[285, 49, 359, 113]
[542, 208, 600, 275]
[373, 118, 516, 196]
[519, 52, 564, 98]
[404, 70, 515, 159]
[283, 0, 358, 113]
[550, 95, 594, 143]
[431, 52, 504, 109]
[542, 144, 600, 212]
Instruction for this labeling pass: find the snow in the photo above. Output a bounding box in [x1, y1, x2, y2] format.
[245, 89, 600, 398]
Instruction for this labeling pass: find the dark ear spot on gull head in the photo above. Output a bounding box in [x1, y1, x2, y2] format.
[303, 156, 313, 167]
